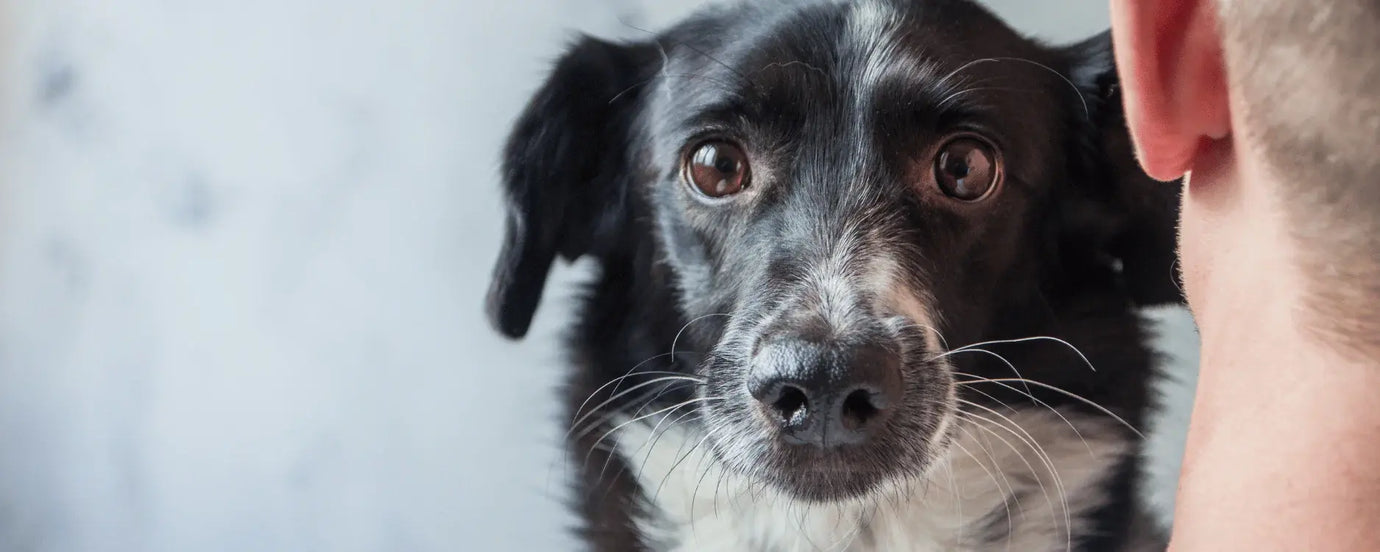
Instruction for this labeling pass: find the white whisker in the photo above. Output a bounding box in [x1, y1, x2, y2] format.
[954, 368, 1096, 459]
[937, 335, 1099, 373]
[671, 312, 730, 365]
[569, 375, 704, 438]
[950, 423, 1018, 547]
[573, 366, 703, 424]
[582, 397, 722, 471]
[957, 376, 1144, 438]
[957, 402, 1073, 552]
[933, 57, 1090, 119]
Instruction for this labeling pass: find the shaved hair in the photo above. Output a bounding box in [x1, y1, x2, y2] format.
[1216, 0, 1380, 357]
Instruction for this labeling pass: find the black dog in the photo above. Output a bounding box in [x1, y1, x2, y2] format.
[487, 1, 1180, 550]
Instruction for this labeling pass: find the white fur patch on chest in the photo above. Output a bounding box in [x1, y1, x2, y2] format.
[612, 408, 1131, 552]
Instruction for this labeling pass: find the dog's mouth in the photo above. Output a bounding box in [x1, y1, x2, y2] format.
[700, 323, 956, 502]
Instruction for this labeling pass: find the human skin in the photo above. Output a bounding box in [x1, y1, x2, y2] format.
[1109, 1, 1380, 550]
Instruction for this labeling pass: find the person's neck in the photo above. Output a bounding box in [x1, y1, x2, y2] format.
[1185, 141, 1374, 387]
[1169, 144, 1380, 550]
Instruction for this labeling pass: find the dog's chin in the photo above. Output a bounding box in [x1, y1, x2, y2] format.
[729, 438, 935, 503]
[769, 462, 899, 503]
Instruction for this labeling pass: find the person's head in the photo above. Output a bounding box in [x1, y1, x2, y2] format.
[1109, 0, 1380, 358]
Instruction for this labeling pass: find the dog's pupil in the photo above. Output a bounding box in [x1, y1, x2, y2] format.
[946, 155, 970, 178]
[715, 156, 737, 175]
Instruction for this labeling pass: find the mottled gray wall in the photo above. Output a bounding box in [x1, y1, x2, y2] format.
[0, 1, 1195, 550]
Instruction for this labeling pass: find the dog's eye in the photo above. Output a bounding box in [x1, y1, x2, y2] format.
[685, 141, 750, 198]
[934, 137, 1000, 201]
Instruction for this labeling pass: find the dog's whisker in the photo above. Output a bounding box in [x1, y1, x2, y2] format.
[581, 397, 722, 472]
[890, 319, 953, 353]
[592, 407, 704, 503]
[957, 410, 1054, 516]
[936, 335, 1099, 373]
[574, 314, 727, 436]
[573, 365, 705, 424]
[959, 401, 1072, 497]
[956, 402, 1073, 552]
[934, 56, 1091, 120]
[940, 339, 1036, 397]
[946, 439, 1007, 549]
[606, 398, 729, 502]
[950, 422, 1018, 545]
[960, 400, 1076, 549]
[947, 345, 1097, 458]
[649, 413, 705, 503]
[940, 452, 964, 549]
[955, 369, 1097, 459]
[570, 380, 696, 442]
[569, 375, 704, 437]
[598, 349, 728, 416]
[588, 403, 695, 499]
[607, 406, 702, 496]
[956, 376, 1145, 438]
[937, 84, 1033, 110]
[609, 72, 744, 105]
[688, 434, 722, 533]
[652, 426, 719, 506]
[619, 19, 756, 92]
[670, 313, 731, 366]
[755, 59, 828, 78]
[713, 448, 731, 518]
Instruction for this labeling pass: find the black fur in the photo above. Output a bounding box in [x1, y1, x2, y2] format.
[487, 1, 1181, 550]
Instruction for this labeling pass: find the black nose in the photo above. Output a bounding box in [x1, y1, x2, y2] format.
[748, 339, 903, 448]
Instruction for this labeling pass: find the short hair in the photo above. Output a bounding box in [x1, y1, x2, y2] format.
[1216, 0, 1380, 358]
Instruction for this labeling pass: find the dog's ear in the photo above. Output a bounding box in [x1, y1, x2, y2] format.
[487, 36, 659, 338]
[1062, 30, 1185, 306]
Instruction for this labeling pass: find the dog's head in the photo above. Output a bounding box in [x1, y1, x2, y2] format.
[488, 0, 1179, 502]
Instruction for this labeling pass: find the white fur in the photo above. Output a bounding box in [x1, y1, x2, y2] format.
[846, 0, 905, 94]
[844, 0, 936, 120]
[614, 408, 1132, 552]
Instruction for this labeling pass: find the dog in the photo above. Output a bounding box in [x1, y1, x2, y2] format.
[486, 0, 1182, 550]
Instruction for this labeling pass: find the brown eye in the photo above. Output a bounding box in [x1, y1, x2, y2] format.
[685, 141, 750, 198]
[934, 137, 1000, 201]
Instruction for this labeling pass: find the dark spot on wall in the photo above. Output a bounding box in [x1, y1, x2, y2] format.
[45, 238, 88, 292]
[38, 61, 76, 106]
[169, 176, 216, 229]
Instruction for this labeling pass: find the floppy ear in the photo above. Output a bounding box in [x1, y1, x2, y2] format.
[487, 36, 659, 338]
[1062, 30, 1185, 306]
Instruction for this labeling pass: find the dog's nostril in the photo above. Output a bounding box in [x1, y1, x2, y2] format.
[771, 384, 810, 423]
[839, 389, 882, 431]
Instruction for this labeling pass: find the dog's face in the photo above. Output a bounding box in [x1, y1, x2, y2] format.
[488, 0, 1179, 502]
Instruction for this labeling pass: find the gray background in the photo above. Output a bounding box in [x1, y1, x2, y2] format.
[0, 0, 1197, 550]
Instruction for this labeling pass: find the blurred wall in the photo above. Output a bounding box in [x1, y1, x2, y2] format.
[0, 1, 1196, 550]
